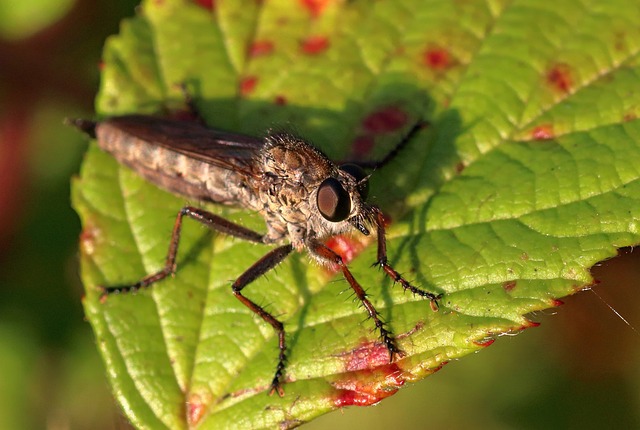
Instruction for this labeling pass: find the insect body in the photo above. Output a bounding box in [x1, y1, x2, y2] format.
[70, 114, 441, 396]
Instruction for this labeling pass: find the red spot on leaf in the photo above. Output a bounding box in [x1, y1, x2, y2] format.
[531, 124, 555, 140]
[301, 36, 330, 55]
[502, 280, 517, 292]
[333, 389, 383, 407]
[455, 161, 466, 173]
[239, 76, 258, 96]
[551, 299, 564, 307]
[546, 63, 573, 93]
[193, 0, 215, 10]
[343, 341, 390, 372]
[473, 338, 495, 347]
[249, 40, 274, 57]
[331, 340, 446, 408]
[623, 112, 637, 122]
[187, 393, 208, 426]
[97, 60, 105, 71]
[362, 106, 408, 134]
[351, 135, 375, 158]
[274, 95, 287, 105]
[300, 0, 331, 17]
[521, 320, 541, 329]
[325, 235, 366, 268]
[332, 342, 404, 407]
[423, 46, 452, 71]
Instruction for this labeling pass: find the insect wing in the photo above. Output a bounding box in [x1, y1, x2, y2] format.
[102, 115, 264, 176]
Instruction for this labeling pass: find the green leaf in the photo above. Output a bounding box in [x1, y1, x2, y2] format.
[72, 0, 640, 428]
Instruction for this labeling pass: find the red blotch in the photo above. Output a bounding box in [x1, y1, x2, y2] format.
[546, 63, 573, 93]
[455, 161, 466, 174]
[531, 124, 555, 140]
[332, 342, 404, 407]
[502, 280, 517, 292]
[301, 36, 330, 55]
[274, 95, 287, 105]
[623, 112, 637, 122]
[551, 299, 564, 307]
[334, 389, 383, 407]
[521, 320, 541, 329]
[325, 235, 366, 267]
[300, 0, 331, 18]
[239, 76, 258, 96]
[249, 40, 274, 57]
[193, 0, 215, 10]
[351, 135, 375, 158]
[97, 60, 105, 71]
[187, 393, 207, 426]
[362, 106, 408, 134]
[342, 341, 391, 372]
[473, 338, 495, 347]
[423, 46, 452, 71]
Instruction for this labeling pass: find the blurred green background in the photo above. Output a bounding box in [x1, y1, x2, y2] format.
[0, 1, 639, 429]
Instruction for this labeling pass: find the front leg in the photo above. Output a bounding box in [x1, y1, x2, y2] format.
[306, 238, 403, 361]
[372, 207, 441, 312]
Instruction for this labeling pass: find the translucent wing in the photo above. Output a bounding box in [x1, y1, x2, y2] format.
[99, 115, 264, 176]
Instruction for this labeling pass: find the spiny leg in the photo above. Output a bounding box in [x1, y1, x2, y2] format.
[307, 238, 402, 361]
[372, 207, 442, 312]
[101, 205, 265, 297]
[231, 244, 294, 396]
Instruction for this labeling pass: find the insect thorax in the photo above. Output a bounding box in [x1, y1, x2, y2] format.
[252, 134, 363, 249]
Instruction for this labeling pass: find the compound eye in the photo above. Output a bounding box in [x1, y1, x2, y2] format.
[339, 163, 369, 199]
[317, 177, 351, 222]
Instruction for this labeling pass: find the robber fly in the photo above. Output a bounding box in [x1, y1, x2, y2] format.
[69, 109, 441, 396]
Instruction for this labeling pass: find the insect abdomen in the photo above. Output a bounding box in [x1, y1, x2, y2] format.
[95, 121, 251, 205]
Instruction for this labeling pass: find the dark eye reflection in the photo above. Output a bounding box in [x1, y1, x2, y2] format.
[317, 177, 351, 222]
[339, 163, 369, 199]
